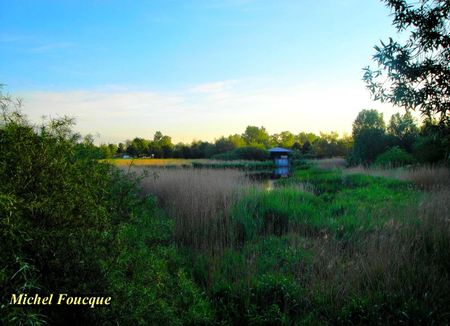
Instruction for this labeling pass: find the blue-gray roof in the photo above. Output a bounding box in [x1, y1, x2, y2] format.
[268, 147, 292, 153]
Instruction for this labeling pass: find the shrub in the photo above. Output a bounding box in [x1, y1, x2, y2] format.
[412, 135, 447, 164]
[213, 146, 270, 161]
[374, 146, 416, 167]
[0, 114, 120, 324]
[0, 108, 211, 325]
[210, 272, 306, 325]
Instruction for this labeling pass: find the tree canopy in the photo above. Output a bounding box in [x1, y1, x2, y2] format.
[351, 109, 388, 164]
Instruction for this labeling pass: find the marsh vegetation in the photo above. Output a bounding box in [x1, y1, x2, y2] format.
[116, 161, 450, 324]
[1, 93, 449, 324]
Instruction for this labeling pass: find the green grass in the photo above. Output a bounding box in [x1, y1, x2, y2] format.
[230, 168, 421, 241]
[179, 166, 449, 324]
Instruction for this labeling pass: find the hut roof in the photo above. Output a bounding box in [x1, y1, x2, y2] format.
[268, 147, 292, 153]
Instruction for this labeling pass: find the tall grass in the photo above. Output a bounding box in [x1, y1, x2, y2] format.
[137, 167, 252, 252]
[346, 165, 450, 190]
[103, 158, 193, 166]
[310, 157, 347, 169]
[306, 187, 450, 322]
[132, 164, 450, 323]
[104, 158, 273, 170]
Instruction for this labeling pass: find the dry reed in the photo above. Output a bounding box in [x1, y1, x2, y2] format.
[311, 157, 348, 170]
[304, 186, 450, 317]
[136, 167, 252, 252]
[346, 165, 450, 190]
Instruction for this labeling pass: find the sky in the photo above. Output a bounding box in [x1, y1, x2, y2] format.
[0, 0, 407, 144]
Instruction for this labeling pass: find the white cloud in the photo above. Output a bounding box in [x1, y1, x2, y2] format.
[188, 80, 237, 94]
[18, 80, 404, 144]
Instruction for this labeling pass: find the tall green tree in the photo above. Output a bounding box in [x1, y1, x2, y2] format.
[350, 109, 388, 164]
[242, 126, 270, 148]
[271, 131, 295, 148]
[152, 131, 173, 158]
[388, 111, 419, 152]
[228, 134, 246, 148]
[215, 136, 236, 153]
[126, 137, 149, 157]
[296, 132, 319, 146]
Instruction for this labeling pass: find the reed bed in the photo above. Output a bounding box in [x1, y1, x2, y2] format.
[103, 158, 194, 166]
[346, 165, 450, 190]
[130, 164, 450, 321]
[306, 186, 450, 318]
[310, 157, 347, 170]
[105, 158, 272, 168]
[136, 167, 253, 252]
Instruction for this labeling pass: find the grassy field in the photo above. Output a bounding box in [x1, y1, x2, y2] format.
[132, 161, 450, 324]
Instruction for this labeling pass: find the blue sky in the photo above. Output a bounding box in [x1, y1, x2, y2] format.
[0, 0, 405, 144]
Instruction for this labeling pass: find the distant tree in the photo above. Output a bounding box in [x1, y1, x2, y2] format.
[153, 131, 163, 142]
[99, 143, 117, 159]
[117, 142, 125, 154]
[364, 0, 449, 129]
[242, 126, 270, 148]
[291, 142, 302, 152]
[271, 131, 295, 148]
[312, 132, 339, 158]
[352, 109, 386, 136]
[228, 134, 246, 148]
[412, 133, 446, 163]
[350, 109, 388, 164]
[136, 132, 174, 158]
[74, 134, 103, 159]
[213, 146, 269, 161]
[173, 143, 192, 158]
[127, 137, 149, 157]
[337, 134, 353, 157]
[160, 136, 173, 158]
[301, 141, 312, 154]
[215, 137, 235, 154]
[296, 132, 319, 146]
[190, 141, 215, 158]
[387, 111, 419, 152]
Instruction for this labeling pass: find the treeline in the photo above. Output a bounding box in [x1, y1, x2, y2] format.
[74, 109, 448, 166]
[94, 126, 353, 160]
[349, 109, 449, 166]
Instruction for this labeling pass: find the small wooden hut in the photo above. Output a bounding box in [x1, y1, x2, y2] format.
[268, 147, 291, 167]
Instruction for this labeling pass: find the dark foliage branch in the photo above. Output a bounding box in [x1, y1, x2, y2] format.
[364, 0, 450, 128]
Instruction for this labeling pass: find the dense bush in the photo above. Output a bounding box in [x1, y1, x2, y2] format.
[213, 146, 270, 161]
[349, 128, 389, 165]
[0, 114, 118, 324]
[0, 109, 211, 325]
[374, 146, 416, 167]
[412, 135, 447, 164]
